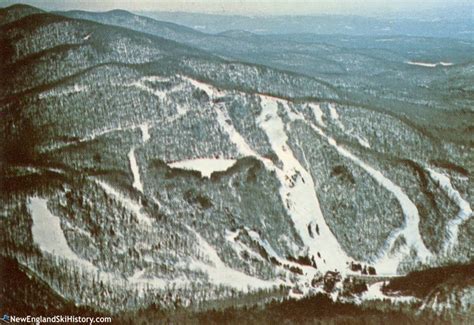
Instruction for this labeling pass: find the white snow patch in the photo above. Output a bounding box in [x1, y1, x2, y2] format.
[128, 76, 173, 101]
[96, 180, 152, 226]
[327, 103, 345, 130]
[182, 76, 224, 99]
[168, 158, 237, 178]
[28, 197, 96, 270]
[139, 123, 150, 143]
[355, 135, 371, 149]
[128, 148, 144, 193]
[406, 61, 453, 68]
[142, 76, 171, 83]
[427, 168, 472, 251]
[362, 282, 418, 303]
[308, 103, 326, 127]
[77, 125, 127, 144]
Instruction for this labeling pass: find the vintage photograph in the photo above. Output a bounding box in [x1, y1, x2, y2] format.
[0, 0, 472, 324]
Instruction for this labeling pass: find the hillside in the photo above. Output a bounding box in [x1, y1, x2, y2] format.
[58, 9, 474, 146]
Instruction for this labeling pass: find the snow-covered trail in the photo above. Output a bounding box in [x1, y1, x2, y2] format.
[214, 106, 259, 157]
[328, 103, 345, 130]
[96, 180, 153, 226]
[328, 141, 432, 273]
[128, 148, 143, 193]
[28, 197, 97, 270]
[326, 104, 371, 149]
[39, 84, 89, 99]
[186, 77, 428, 275]
[297, 113, 432, 274]
[309, 103, 326, 127]
[27, 197, 188, 292]
[186, 226, 282, 291]
[139, 123, 150, 143]
[181, 76, 352, 273]
[257, 95, 350, 272]
[310, 102, 370, 149]
[41, 122, 153, 153]
[127, 123, 150, 194]
[215, 101, 352, 273]
[427, 168, 473, 251]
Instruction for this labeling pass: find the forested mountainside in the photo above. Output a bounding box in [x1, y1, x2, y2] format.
[60, 8, 474, 146]
[0, 4, 472, 322]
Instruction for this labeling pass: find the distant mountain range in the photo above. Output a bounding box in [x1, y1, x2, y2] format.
[139, 9, 474, 39]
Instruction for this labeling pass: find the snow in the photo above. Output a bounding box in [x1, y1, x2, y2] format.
[427, 168, 472, 251]
[168, 158, 237, 178]
[327, 103, 345, 130]
[77, 125, 127, 145]
[257, 95, 350, 273]
[96, 180, 152, 226]
[406, 61, 453, 68]
[298, 113, 431, 274]
[142, 76, 171, 83]
[128, 123, 150, 192]
[128, 148, 144, 193]
[308, 103, 326, 127]
[214, 105, 260, 157]
[214, 83, 428, 275]
[128, 76, 171, 101]
[325, 140, 432, 272]
[214, 92, 354, 273]
[39, 84, 88, 99]
[28, 197, 96, 270]
[362, 282, 417, 303]
[27, 196, 193, 294]
[328, 104, 340, 120]
[224, 230, 266, 262]
[183, 76, 225, 99]
[186, 226, 281, 291]
[341, 127, 371, 149]
[247, 229, 281, 259]
[139, 123, 150, 143]
[355, 135, 371, 149]
[76, 121, 151, 146]
[127, 269, 189, 291]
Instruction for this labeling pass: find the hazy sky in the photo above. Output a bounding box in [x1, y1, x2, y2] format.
[2, 0, 472, 16]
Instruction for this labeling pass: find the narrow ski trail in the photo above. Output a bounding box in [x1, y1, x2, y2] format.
[213, 94, 353, 273]
[257, 95, 350, 273]
[291, 107, 432, 274]
[427, 168, 472, 252]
